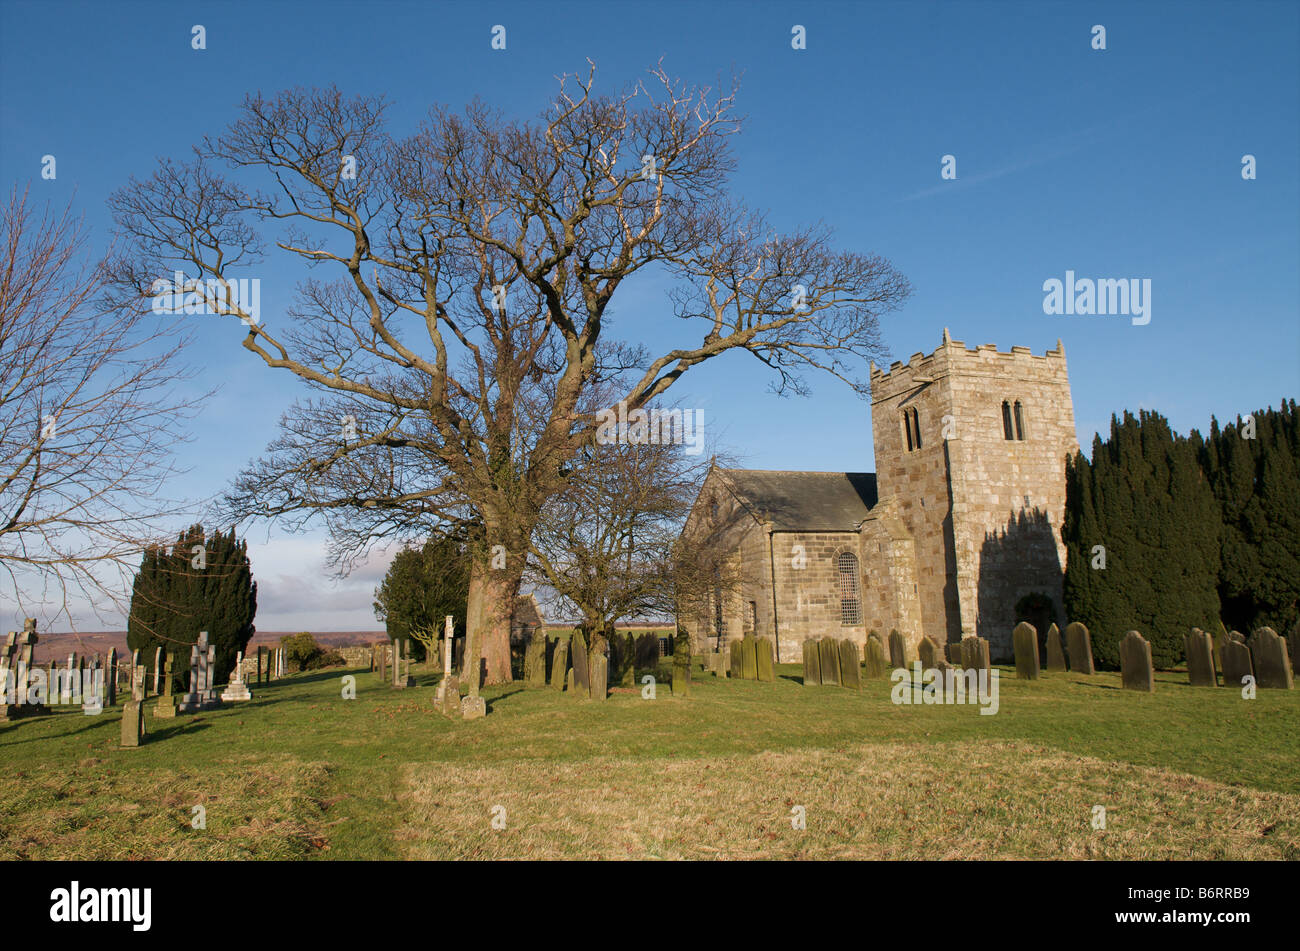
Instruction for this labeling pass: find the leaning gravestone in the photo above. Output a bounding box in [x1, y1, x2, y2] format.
[888, 630, 907, 670]
[1184, 628, 1218, 687]
[570, 631, 590, 695]
[524, 632, 548, 688]
[1013, 622, 1040, 680]
[863, 633, 887, 679]
[672, 629, 691, 697]
[550, 638, 569, 691]
[803, 638, 821, 686]
[918, 636, 940, 669]
[1249, 627, 1293, 690]
[818, 636, 841, 686]
[105, 648, 118, 707]
[1119, 630, 1154, 692]
[755, 637, 775, 682]
[1220, 633, 1253, 688]
[838, 639, 861, 690]
[1044, 623, 1067, 672]
[740, 635, 758, 680]
[1064, 622, 1095, 675]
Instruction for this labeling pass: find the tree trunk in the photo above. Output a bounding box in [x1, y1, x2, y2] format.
[465, 556, 523, 688]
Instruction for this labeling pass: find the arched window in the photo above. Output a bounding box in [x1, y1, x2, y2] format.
[901, 407, 921, 452]
[1013, 400, 1026, 440]
[1002, 401, 1015, 440]
[837, 551, 862, 626]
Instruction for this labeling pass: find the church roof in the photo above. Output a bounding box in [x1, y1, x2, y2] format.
[716, 469, 877, 531]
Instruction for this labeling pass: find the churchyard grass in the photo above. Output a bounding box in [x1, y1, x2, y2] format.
[2, 661, 1296, 859]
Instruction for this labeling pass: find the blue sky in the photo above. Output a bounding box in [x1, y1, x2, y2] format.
[2, 0, 1296, 631]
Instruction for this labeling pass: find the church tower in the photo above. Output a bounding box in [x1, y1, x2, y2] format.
[868, 332, 1078, 658]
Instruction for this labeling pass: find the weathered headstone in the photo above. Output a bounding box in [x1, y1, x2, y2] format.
[154, 654, 177, 718]
[152, 647, 162, 695]
[740, 635, 758, 680]
[888, 629, 906, 670]
[590, 651, 608, 701]
[1044, 623, 1067, 672]
[634, 632, 660, 671]
[1249, 627, 1293, 690]
[1119, 630, 1154, 692]
[672, 629, 691, 697]
[817, 636, 841, 686]
[838, 639, 861, 690]
[918, 636, 940, 669]
[729, 642, 742, 678]
[863, 633, 887, 679]
[1220, 633, 1253, 688]
[376, 642, 388, 682]
[524, 631, 548, 688]
[1013, 622, 1040, 680]
[1184, 628, 1218, 687]
[802, 638, 821, 686]
[550, 637, 569, 690]
[459, 693, 486, 719]
[120, 666, 147, 748]
[960, 636, 991, 678]
[570, 631, 590, 696]
[755, 636, 775, 682]
[945, 643, 962, 665]
[1064, 622, 1095, 675]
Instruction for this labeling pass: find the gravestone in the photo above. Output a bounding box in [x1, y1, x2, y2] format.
[802, 638, 821, 686]
[589, 652, 608, 701]
[1220, 634, 1253, 688]
[755, 637, 775, 682]
[257, 646, 267, 683]
[153, 647, 162, 695]
[863, 633, 888, 679]
[221, 651, 253, 701]
[120, 666, 146, 748]
[888, 630, 906, 670]
[945, 643, 962, 665]
[1064, 622, 1095, 675]
[178, 632, 221, 712]
[570, 631, 590, 696]
[376, 643, 388, 682]
[154, 654, 177, 718]
[105, 647, 118, 707]
[550, 638, 569, 690]
[918, 636, 940, 669]
[634, 632, 660, 671]
[459, 693, 486, 719]
[1119, 630, 1154, 692]
[838, 639, 861, 690]
[740, 635, 758, 680]
[960, 636, 991, 678]
[1249, 627, 1293, 690]
[524, 632, 547, 688]
[672, 629, 691, 697]
[1013, 622, 1040, 680]
[1044, 623, 1067, 672]
[729, 643, 742, 678]
[619, 633, 636, 688]
[61, 654, 75, 704]
[818, 636, 841, 686]
[1184, 628, 1218, 687]
[1288, 621, 1299, 675]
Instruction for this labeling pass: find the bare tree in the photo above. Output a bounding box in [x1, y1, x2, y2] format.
[105, 63, 911, 686]
[0, 186, 202, 624]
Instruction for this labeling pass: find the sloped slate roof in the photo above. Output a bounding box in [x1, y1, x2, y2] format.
[718, 469, 877, 531]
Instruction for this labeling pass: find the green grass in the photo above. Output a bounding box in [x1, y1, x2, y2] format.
[2, 662, 1297, 859]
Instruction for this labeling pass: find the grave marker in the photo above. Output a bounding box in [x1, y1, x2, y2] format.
[1044, 623, 1067, 672]
[1065, 622, 1095, 675]
[1220, 633, 1253, 687]
[888, 629, 906, 670]
[838, 639, 861, 690]
[1249, 627, 1293, 690]
[1184, 628, 1218, 687]
[803, 638, 821, 686]
[1119, 630, 1154, 692]
[1013, 622, 1040, 680]
[818, 636, 841, 686]
[863, 633, 888, 679]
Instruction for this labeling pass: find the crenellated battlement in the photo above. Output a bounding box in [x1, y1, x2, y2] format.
[870, 330, 1067, 403]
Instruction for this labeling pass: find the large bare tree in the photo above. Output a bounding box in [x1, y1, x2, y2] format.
[0, 186, 201, 624]
[105, 63, 911, 685]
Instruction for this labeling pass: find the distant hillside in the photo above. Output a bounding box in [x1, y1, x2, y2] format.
[29, 631, 387, 664]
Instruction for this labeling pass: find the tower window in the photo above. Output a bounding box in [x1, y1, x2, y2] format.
[837, 551, 862, 626]
[1013, 401, 1026, 440]
[1002, 401, 1014, 440]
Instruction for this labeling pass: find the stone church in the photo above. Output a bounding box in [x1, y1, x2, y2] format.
[678, 331, 1080, 663]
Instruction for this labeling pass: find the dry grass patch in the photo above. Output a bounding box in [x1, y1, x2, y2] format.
[397, 740, 1300, 860]
[0, 753, 337, 859]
